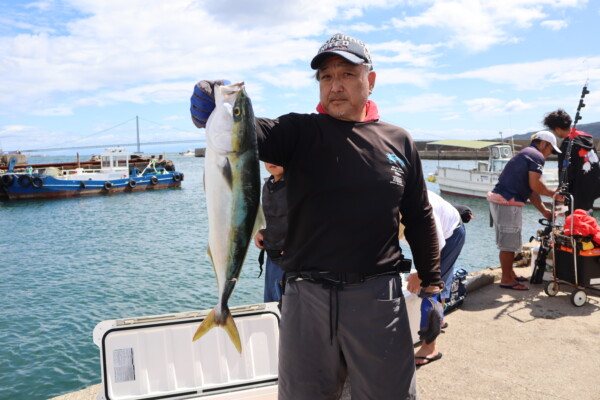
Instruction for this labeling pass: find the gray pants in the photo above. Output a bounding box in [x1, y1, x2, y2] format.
[278, 274, 417, 400]
[489, 202, 523, 252]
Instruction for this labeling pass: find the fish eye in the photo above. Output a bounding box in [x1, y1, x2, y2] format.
[233, 107, 241, 117]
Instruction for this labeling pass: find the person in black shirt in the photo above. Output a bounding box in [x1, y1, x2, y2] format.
[253, 162, 287, 302]
[191, 33, 442, 400]
[543, 108, 600, 211]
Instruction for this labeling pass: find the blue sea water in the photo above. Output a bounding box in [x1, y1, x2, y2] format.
[0, 155, 586, 399]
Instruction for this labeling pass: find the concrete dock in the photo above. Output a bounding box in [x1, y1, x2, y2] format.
[416, 265, 600, 400]
[52, 265, 600, 400]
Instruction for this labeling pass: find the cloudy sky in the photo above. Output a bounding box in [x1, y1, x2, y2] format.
[0, 0, 599, 155]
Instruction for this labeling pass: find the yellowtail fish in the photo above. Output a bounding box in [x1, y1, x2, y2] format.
[192, 82, 261, 353]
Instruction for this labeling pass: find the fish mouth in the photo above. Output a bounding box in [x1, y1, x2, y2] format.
[223, 82, 245, 91]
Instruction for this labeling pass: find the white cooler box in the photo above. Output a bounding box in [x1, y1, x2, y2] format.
[94, 292, 422, 400]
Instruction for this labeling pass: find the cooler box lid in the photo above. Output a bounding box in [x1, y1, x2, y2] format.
[93, 303, 280, 400]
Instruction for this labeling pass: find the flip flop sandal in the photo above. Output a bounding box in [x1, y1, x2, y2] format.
[515, 276, 528, 282]
[415, 352, 443, 367]
[499, 283, 529, 291]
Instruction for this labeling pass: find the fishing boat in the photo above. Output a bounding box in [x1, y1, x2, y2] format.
[428, 139, 563, 200]
[0, 148, 184, 200]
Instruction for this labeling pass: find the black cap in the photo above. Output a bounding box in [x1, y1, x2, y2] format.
[453, 205, 473, 223]
[311, 33, 373, 70]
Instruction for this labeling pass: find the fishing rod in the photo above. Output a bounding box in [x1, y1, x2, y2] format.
[559, 81, 590, 191]
[573, 81, 590, 129]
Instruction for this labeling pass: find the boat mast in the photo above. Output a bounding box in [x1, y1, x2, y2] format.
[136, 116, 141, 153]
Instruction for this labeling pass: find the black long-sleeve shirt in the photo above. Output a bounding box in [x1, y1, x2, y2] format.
[255, 112, 441, 287]
[261, 177, 287, 251]
[558, 132, 600, 211]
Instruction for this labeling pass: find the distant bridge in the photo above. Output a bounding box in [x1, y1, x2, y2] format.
[18, 140, 204, 153]
[9, 116, 205, 154]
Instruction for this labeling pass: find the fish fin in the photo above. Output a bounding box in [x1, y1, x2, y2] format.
[192, 308, 217, 342]
[206, 246, 221, 289]
[223, 311, 242, 353]
[207, 245, 214, 265]
[252, 206, 266, 237]
[219, 157, 233, 189]
[192, 307, 242, 353]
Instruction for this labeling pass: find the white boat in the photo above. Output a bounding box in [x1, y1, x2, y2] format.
[180, 149, 195, 156]
[427, 139, 574, 204]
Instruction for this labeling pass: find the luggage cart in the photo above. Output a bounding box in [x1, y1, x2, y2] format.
[544, 192, 600, 306]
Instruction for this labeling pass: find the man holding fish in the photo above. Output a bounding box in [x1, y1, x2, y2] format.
[191, 33, 443, 400]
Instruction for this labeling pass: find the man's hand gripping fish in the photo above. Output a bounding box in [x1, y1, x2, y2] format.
[192, 82, 261, 353]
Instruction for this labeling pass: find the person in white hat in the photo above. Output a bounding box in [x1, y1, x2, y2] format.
[487, 131, 561, 290]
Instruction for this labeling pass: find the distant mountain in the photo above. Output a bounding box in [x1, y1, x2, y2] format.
[506, 121, 600, 140]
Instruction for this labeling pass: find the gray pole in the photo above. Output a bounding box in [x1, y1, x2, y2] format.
[136, 116, 140, 153]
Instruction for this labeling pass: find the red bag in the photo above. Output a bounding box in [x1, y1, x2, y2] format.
[564, 209, 600, 245]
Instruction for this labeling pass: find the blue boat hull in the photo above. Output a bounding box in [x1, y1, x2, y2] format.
[0, 172, 183, 200]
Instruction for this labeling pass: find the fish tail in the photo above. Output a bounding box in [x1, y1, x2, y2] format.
[192, 308, 217, 342]
[192, 307, 242, 353]
[223, 310, 242, 353]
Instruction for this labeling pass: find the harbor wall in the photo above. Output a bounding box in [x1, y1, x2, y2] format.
[0, 154, 27, 165]
[413, 139, 594, 160]
[191, 137, 600, 160]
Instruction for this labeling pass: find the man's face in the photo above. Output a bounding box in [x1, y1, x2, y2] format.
[539, 141, 554, 159]
[318, 56, 376, 122]
[552, 127, 570, 139]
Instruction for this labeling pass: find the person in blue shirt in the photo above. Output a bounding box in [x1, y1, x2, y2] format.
[487, 131, 560, 290]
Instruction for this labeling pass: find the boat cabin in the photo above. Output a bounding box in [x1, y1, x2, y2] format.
[100, 148, 130, 172]
[484, 144, 513, 173]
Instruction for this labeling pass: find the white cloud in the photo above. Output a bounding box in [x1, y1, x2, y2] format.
[256, 69, 315, 90]
[456, 56, 600, 90]
[4, 0, 404, 115]
[389, 0, 586, 52]
[541, 19, 568, 30]
[341, 22, 381, 33]
[0, 124, 66, 150]
[370, 40, 445, 67]
[375, 67, 443, 87]
[465, 97, 505, 114]
[104, 83, 192, 104]
[504, 98, 533, 112]
[381, 93, 457, 114]
[0, 0, 596, 153]
[465, 97, 533, 114]
[0, 124, 30, 136]
[25, 1, 56, 11]
[341, 7, 364, 20]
